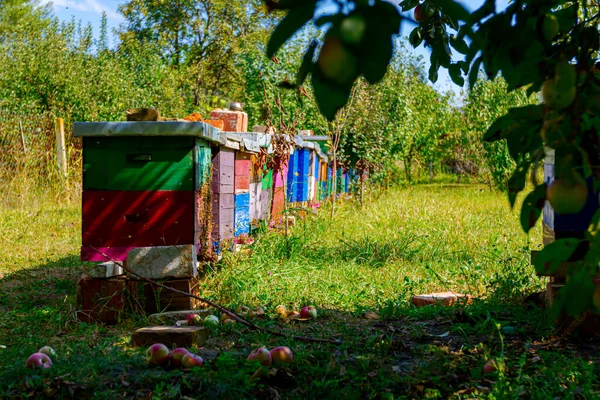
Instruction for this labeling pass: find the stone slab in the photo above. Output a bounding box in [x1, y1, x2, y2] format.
[148, 309, 212, 325]
[411, 292, 472, 307]
[88, 261, 124, 279]
[131, 326, 209, 348]
[126, 245, 198, 280]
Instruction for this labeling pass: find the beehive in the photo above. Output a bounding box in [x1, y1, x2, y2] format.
[75, 122, 217, 262]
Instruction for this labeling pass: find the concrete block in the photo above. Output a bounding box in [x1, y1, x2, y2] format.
[126, 245, 198, 280]
[131, 326, 209, 348]
[411, 292, 472, 307]
[88, 261, 124, 279]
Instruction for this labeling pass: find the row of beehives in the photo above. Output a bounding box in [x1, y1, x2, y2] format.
[75, 120, 354, 264]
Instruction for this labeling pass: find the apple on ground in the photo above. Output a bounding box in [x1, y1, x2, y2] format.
[270, 346, 294, 365]
[38, 346, 56, 358]
[186, 313, 202, 326]
[275, 305, 288, 318]
[146, 343, 170, 366]
[181, 353, 204, 368]
[26, 353, 53, 369]
[170, 348, 190, 368]
[204, 315, 220, 328]
[483, 360, 499, 374]
[248, 347, 272, 367]
[300, 306, 317, 319]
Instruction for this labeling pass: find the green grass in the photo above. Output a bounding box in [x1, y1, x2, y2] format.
[1, 184, 599, 399]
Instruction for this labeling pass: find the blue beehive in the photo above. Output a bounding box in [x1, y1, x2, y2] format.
[234, 191, 250, 236]
[295, 148, 311, 202]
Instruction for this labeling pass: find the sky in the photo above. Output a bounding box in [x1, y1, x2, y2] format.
[40, 0, 511, 97]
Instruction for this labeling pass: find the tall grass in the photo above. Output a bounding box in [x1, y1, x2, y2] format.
[198, 184, 544, 314]
[0, 112, 81, 208]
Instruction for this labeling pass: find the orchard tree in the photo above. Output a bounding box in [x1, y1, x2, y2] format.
[265, 0, 600, 319]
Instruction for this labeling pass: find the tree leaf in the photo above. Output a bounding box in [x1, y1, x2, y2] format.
[468, 57, 482, 88]
[431, 0, 470, 23]
[520, 184, 546, 233]
[507, 162, 528, 208]
[296, 40, 317, 87]
[533, 239, 580, 276]
[267, 4, 317, 58]
[311, 68, 352, 121]
[450, 36, 469, 55]
[449, 63, 464, 86]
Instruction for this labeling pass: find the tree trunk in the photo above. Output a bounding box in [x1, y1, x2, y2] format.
[404, 158, 412, 183]
[429, 161, 434, 184]
[331, 151, 337, 220]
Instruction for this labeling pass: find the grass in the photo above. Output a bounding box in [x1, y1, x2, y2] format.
[1, 184, 599, 399]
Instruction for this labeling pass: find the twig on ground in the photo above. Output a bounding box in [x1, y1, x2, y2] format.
[90, 246, 342, 345]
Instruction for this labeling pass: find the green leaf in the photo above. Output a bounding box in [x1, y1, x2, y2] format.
[468, 57, 482, 88]
[431, 0, 470, 23]
[507, 162, 528, 208]
[450, 36, 469, 55]
[449, 63, 464, 86]
[311, 68, 352, 121]
[359, 34, 394, 84]
[409, 27, 422, 48]
[399, 0, 420, 12]
[562, 269, 595, 317]
[520, 184, 546, 233]
[533, 238, 580, 277]
[296, 40, 317, 87]
[429, 59, 439, 83]
[267, 4, 317, 58]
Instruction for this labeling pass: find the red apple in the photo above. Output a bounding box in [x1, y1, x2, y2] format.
[181, 353, 204, 368]
[186, 314, 202, 326]
[483, 360, 498, 374]
[270, 346, 294, 365]
[170, 348, 190, 368]
[26, 353, 53, 369]
[146, 343, 170, 366]
[248, 347, 272, 367]
[414, 4, 425, 22]
[300, 306, 317, 319]
[38, 346, 56, 358]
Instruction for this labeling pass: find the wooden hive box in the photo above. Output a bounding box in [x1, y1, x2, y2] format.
[142, 278, 201, 314]
[76, 122, 216, 262]
[211, 147, 235, 243]
[76, 276, 127, 324]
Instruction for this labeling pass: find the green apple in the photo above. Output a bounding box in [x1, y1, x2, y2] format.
[542, 14, 559, 41]
[547, 178, 588, 214]
[340, 15, 367, 45]
[317, 36, 358, 85]
[542, 78, 576, 110]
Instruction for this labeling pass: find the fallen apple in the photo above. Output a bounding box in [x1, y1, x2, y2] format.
[270, 346, 294, 365]
[300, 306, 317, 319]
[287, 311, 300, 320]
[275, 305, 288, 319]
[146, 343, 170, 366]
[38, 346, 56, 358]
[181, 353, 204, 368]
[204, 315, 220, 328]
[170, 348, 190, 368]
[26, 353, 53, 369]
[547, 178, 588, 214]
[186, 313, 202, 326]
[248, 347, 272, 367]
[483, 360, 499, 374]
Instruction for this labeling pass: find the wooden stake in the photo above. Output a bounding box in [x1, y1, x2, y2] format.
[19, 120, 26, 154]
[55, 118, 67, 177]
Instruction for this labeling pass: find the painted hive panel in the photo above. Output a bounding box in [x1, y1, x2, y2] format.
[194, 138, 212, 189]
[259, 189, 272, 221]
[286, 151, 298, 201]
[83, 136, 194, 191]
[274, 164, 288, 188]
[235, 192, 251, 236]
[262, 170, 273, 190]
[81, 246, 134, 262]
[235, 175, 250, 191]
[250, 182, 261, 224]
[213, 208, 234, 240]
[295, 149, 311, 202]
[209, 110, 248, 133]
[271, 187, 285, 221]
[82, 191, 195, 249]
